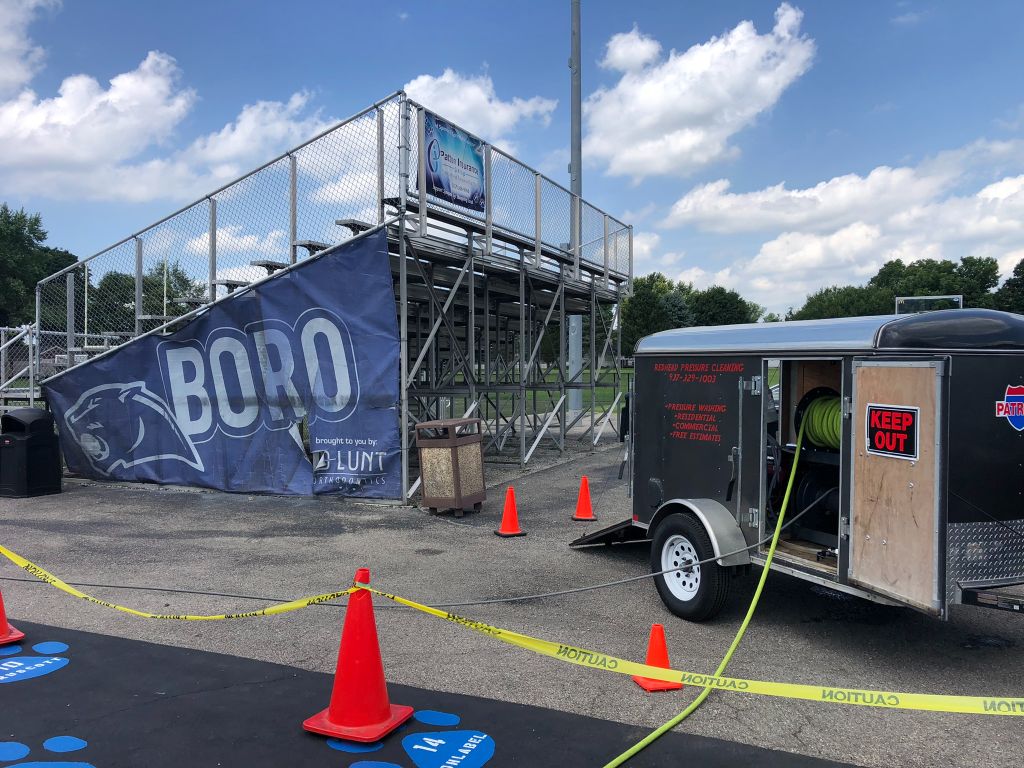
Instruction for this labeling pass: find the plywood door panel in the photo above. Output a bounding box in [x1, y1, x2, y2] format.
[850, 362, 941, 613]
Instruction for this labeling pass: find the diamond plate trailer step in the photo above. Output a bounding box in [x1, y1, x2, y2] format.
[569, 518, 649, 548]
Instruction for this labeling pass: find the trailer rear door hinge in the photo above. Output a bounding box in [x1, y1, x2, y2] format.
[748, 507, 760, 527]
[841, 396, 852, 418]
[743, 376, 762, 395]
[840, 516, 850, 539]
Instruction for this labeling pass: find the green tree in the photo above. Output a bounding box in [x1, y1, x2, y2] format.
[689, 286, 762, 326]
[87, 261, 206, 335]
[788, 285, 892, 320]
[0, 204, 77, 326]
[996, 258, 1024, 314]
[956, 256, 1000, 308]
[620, 272, 675, 353]
[660, 282, 694, 329]
[792, 255, 1003, 320]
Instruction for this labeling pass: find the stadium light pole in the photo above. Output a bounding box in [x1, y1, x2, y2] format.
[568, 0, 583, 413]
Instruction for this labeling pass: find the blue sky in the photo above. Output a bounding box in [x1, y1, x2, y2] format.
[2, 0, 1023, 313]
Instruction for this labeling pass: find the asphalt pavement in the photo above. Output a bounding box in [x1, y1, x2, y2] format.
[1, 448, 1022, 767]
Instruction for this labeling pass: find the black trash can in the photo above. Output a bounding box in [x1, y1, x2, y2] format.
[0, 408, 62, 498]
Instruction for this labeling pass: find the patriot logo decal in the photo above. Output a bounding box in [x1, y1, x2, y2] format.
[995, 385, 1024, 432]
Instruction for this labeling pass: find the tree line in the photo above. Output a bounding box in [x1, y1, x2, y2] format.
[621, 254, 1024, 354]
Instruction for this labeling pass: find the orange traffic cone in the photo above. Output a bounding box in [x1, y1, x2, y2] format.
[494, 486, 525, 537]
[573, 476, 596, 521]
[0, 587, 25, 646]
[303, 568, 413, 742]
[632, 623, 683, 692]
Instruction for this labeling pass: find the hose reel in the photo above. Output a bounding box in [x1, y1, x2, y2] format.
[794, 387, 842, 451]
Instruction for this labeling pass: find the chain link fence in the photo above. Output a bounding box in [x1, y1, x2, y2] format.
[34, 92, 631, 383]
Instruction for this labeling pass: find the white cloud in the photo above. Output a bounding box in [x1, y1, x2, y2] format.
[584, 4, 815, 180]
[0, 67, 332, 202]
[600, 26, 662, 72]
[185, 226, 289, 258]
[0, 51, 196, 168]
[0, 2, 334, 203]
[664, 165, 951, 233]
[630, 231, 660, 270]
[0, 0, 56, 97]
[404, 69, 556, 148]
[651, 145, 1024, 312]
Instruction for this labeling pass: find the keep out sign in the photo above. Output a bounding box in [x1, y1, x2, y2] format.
[866, 404, 919, 460]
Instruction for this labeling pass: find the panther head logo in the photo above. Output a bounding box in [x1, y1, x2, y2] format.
[63, 382, 203, 476]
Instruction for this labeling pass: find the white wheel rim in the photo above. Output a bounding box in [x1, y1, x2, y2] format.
[662, 534, 700, 601]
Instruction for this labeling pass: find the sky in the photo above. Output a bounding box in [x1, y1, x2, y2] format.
[2, 0, 1023, 314]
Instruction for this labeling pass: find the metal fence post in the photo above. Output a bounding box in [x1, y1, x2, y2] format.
[1, 328, 6, 386]
[399, 218, 410, 504]
[83, 262, 89, 340]
[289, 154, 298, 264]
[65, 272, 75, 352]
[628, 225, 634, 293]
[400, 96, 410, 210]
[208, 199, 217, 302]
[417, 107, 427, 237]
[34, 284, 40, 382]
[27, 324, 34, 407]
[376, 107, 385, 224]
[134, 237, 143, 336]
[484, 145, 493, 256]
[534, 173, 542, 265]
[603, 213, 610, 285]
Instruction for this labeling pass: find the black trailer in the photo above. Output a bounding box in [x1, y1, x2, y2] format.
[576, 309, 1024, 621]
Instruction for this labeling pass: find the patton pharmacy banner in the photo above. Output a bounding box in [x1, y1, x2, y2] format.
[45, 229, 401, 498]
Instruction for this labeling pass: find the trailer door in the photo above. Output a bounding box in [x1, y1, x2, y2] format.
[849, 359, 946, 616]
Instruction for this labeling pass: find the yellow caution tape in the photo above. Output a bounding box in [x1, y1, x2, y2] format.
[0, 543, 354, 620]
[364, 586, 1024, 717]
[5, 539, 1023, 716]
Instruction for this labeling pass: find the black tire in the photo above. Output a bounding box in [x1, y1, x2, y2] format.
[651, 513, 730, 621]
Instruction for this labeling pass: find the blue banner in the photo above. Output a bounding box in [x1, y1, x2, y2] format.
[422, 112, 486, 212]
[45, 230, 401, 498]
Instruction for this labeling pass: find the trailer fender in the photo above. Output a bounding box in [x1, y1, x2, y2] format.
[651, 498, 750, 567]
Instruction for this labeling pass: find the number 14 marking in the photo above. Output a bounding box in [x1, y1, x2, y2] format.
[412, 737, 447, 753]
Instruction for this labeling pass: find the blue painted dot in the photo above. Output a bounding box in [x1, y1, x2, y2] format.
[350, 762, 402, 768]
[0, 645, 21, 656]
[326, 739, 383, 754]
[0, 742, 30, 761]
[32, 641, 69, 655]
[43, 735, 88, 753]
[413, 710, 461, 727]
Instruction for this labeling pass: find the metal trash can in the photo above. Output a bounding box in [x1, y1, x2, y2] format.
[0, 408, 63, 498]
[415, 418, 485, 517]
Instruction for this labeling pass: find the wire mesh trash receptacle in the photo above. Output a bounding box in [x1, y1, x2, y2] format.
[415, 418, 485, 516]
[0, 408, 62, 498]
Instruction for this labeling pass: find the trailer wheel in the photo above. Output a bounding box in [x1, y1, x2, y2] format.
[651, 514, 730, 621]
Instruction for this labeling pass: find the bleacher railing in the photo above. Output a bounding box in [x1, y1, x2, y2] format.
[34, 92, 631, 381]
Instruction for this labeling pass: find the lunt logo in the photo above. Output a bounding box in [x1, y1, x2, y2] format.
[158, 308, 360, 442]
[995, 385, 1024, 432]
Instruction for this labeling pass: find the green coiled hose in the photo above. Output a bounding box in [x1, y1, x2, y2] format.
[803, 395, 842, 450]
